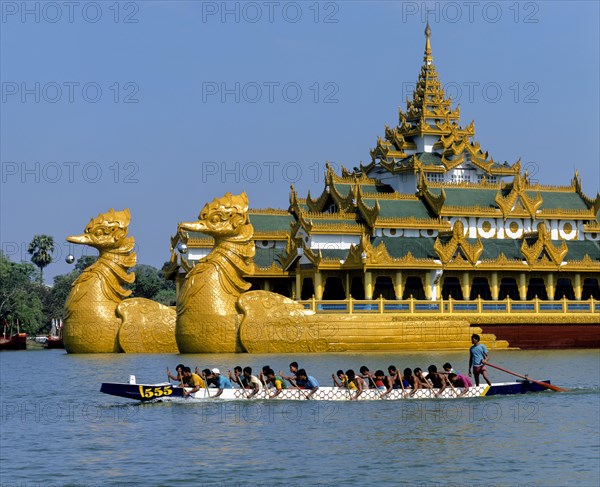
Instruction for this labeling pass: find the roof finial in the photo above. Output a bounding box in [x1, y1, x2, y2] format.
[424, 21, 432, 64]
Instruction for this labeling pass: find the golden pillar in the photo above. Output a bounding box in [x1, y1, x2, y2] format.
[314, 272, 323, 300]
[295, 273, 302, 300]
[518, 273, 528, 301]
[424, 272, 432, 300]
[544, 273, 555, 300]
[345, 273, 351, 298]
[364, 271, 373, 300]
[574, 273, 582, 301]
[264, 280, 270, 292]
[394, 271, 404, 299]
[461, 272, 471, 300]
[490, 272, 499, 301]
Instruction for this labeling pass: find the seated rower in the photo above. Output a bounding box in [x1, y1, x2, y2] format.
[294, 369, 319, 399]
[280, 361, 299, 383]
[243, 366, 263, 398]
[359, 365, 374, 386]
[345, 369, 365, 400]
[167, 363, 186, 386]
[443, 362, 459, 375]
[437, 372, 473, 397]
[199, 368, 216, 387]
[411, 368, 433, 395]
[265, 368, 287, 398]
[374, 370, 390, 393]
[209, 368, 233, 398]
[332, 370, 347, 388]
[228, 366, 248, 389]
[426, 365, 444, 389]
[387, 366, 403, 390]
[182, 367, 205, 397]
[402, 368, 415, 389]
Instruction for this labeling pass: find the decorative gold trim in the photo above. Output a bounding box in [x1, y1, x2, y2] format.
[434, 220, 483, 266]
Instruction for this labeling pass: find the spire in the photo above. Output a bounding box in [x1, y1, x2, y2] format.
[424, 21, 432, 65]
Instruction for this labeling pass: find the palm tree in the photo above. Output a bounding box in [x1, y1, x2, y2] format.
[28, 235, 55, 284]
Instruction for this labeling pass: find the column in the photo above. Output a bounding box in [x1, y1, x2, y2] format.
[263, 280, 270, 292]
[461, 272, 471, 301]
[345, 273, 351, 298]
[424, 272, 432, 300]
[364, 271, 373, 300]
[295, 273, 302, 300]
[574, 273, 582, 301]
[544, 273, 555, 301]
[394, 271, 404, 299]
[518, 273, 528, 301]
[490, 272, 499, 301]
[314, 272, 323, 300]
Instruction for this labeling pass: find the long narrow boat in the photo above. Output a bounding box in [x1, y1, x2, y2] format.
[100, 379, 552, 402]
[0, 333, 27, 351]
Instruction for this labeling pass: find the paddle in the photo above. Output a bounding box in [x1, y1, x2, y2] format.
[289, 378, 311, 400]
[368, 375, 385, 400]
[260, 374, 270, 399]
[231, 371, 249, 399]
[485, 362, 567, 392]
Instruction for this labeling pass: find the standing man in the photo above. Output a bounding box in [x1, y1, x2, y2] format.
[469, 334, 492, 386]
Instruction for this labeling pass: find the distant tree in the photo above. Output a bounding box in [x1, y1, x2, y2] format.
[129, 264, 176, 304]
[27, 235, 55, 284]
[153, 288, 176, 306]
[75, 255, 98, 272]
[0, 251, 45, 335]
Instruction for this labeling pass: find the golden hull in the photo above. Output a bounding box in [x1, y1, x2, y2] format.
[176, 313, 244, 353]
[63, 309, 122, 353]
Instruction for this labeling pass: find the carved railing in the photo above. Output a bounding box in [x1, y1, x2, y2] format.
[297, 296, 600, 315]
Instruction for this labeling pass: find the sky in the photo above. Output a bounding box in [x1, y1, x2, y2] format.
[1, 0, 599, 284]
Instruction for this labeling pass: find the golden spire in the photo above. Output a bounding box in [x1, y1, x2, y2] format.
[424, 21, 432, 65]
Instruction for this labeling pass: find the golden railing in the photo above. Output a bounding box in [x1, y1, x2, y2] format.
[297, 296, 600, 315]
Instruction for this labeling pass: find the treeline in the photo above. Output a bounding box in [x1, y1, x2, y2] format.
[0, 237, 176, 336]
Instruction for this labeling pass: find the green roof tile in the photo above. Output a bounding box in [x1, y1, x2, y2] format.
[365, 199, 434, 219]
[564, 241, 600, 261]
[372, 236, 437, 259]
[249, 213, 293, 233]
[253, 247, 284, 269]
[533, 191, 589, 211]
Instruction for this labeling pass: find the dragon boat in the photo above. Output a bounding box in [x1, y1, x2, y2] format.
[100, 379, 552, 402]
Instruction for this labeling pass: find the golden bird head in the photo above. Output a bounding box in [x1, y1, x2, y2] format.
[67, 208, 131, 250]
[179, 192, 249, 238]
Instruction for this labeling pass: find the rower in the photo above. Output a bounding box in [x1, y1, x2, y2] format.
[387, 366, 404, 389]
[228, 366, 248, 389]
[210, 368, 233, 398]
[359, 365, 374, 386]
[243, 366, 263, 398]
[265, 368, 287, 398]
[426, 365, 444, 389]
[345, 369, 365, 400]
[437, 372, 473, 398]
[373, 370, 389, 392]
[294, 369, 319, 399]
[402, 368, 414, 389]
[280, 361, 299, 384]
[182, 367, 205, 397]
[167, 363, 186, 386]
[332, 370, 347, 388]
[412, 368, 433, 393]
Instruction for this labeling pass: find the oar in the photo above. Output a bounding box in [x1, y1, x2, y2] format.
[166, 367, 171, 384]
[233, 372, 249, 399]
[443, 375, 460, 398]
[485, 362, 567, 392]
[289, 378, 310, 400]
[260, 374, 270, 399]
[368, 376, 385, 400]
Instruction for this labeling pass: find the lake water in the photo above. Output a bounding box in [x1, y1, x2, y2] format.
[1, 349, 599, 487]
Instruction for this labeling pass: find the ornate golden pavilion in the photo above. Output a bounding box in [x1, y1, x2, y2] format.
[166, 25, 600, 349]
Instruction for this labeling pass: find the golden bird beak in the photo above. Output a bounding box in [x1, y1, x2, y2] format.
[178, 221, 207, 233]
[66, 234, 92, 245]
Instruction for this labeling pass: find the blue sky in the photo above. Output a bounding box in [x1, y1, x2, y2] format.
[1, 0, 599, 283]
